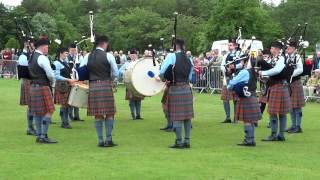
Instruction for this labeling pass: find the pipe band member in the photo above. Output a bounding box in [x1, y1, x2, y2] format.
[227, 57, 262, 147]
[18, 39, 36, 136]
[28, 38, 57, 144]
[259, 41, 292, 142]
[54, 47, 77, 129]
[158, 39, 194, 149]
[84, 35, 119, 148]
[286, 41, 305, 134]
[68, 43, 83, 122]
[119, 49, 144, 120]
[220, 38, 241, 123]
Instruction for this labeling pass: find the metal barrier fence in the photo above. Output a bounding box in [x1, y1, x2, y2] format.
[0, 60, 224, 93]
[191, 65, 223, 93]
[0, 59, 18, 79]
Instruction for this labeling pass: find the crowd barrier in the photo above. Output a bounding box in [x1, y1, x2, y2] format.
[191, 65, 223, 94]
[0, 59, 18, 79]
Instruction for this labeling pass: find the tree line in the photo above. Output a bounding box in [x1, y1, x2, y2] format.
[0, 0, 319, 55]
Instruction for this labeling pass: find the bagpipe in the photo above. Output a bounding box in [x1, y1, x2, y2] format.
[15, 16, 35, 79]
[77, 11, 95, 81]
[257, 23, 309, 83]
[163, 12, 179, 83]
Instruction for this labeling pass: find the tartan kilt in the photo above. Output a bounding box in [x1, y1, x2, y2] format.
[54, 81, 71, 106]
[29, 85, 55, 116]
[290, 80, 305, 108]
[221, 86, 239, 101]
[125, 88, 144, 101]
[236, 96, 262, 123]
[167, 83, 194, 121]
[259, 93, 268, 104]
[87, 80, 116, 116]
[267, 83, 292, 115]
[20, 79, 31, 106]
[161, 86, 169, 118]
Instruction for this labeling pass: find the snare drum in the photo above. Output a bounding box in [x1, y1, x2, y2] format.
[124, 57, 165, 97]
[68, 84, 89, 108]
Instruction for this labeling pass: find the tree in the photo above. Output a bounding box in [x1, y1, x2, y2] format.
[207, 0, 283, 47]
[5, 37, 20, 49]
[271, 0, 320, 47]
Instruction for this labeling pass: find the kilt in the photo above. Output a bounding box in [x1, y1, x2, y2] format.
[236, 96, 262, 123]
[221, 86, 239, 101]
[54, 81, 71, 106]
[167, 83, 194, 121]
[87, 80, 116, 116]
[20, 79, 31, 106]
[29, 84, 55, 116]
[290, 80, 305, 108]
[125, 88, 144, 101]
[267, 83, 292, 115]
[259, 93, 268, 104]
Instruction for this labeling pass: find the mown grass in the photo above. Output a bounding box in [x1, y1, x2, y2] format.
[0, 79, 319, 180]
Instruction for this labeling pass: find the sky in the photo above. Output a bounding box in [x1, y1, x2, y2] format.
[0, 0, 282, 7]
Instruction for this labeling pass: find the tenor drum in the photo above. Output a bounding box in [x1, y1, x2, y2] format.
[124, 57, 165, 97]
[68, 83, 89, 108]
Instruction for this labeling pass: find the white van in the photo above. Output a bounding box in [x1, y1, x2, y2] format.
[211, 39, 264, 55]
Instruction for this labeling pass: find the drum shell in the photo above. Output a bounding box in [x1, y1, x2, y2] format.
[124, 58, 165, 97]
[68, 84, 89, 108]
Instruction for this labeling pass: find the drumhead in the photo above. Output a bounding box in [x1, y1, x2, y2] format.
[130, 58, 165, 96]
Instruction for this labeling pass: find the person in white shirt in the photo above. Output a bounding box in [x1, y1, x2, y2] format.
[286, 41, 305, 133]
[28, 38, 57, 144]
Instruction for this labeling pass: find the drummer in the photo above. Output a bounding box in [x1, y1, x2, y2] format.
[53, 47, 77, 129]
[157, 39, 194, 149]
[119, 49, 144, 120]
[84, 35, 119, 147]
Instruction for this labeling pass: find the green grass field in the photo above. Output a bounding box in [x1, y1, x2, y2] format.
[0, 79, 320, 180]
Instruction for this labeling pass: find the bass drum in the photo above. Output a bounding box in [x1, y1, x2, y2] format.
[68, 83, 89, 108]
[124, 57, 165, 97]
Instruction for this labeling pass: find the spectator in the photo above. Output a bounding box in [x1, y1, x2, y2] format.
[210, 49, 223, 66]
[114, 51, 121, 64]
[304, 55, 314, 77]
[303, 69, 320, 97]
[119, 50, 127, 64]
[313, 51, 320, 69]
[2, 49, 12, 60]
[186, 51, 192, 61]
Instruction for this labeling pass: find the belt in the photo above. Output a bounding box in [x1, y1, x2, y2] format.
[89, 80, 111, 82]
[30, 81, 50, 86]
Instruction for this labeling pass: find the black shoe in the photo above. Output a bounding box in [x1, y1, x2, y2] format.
[73, 118, 84, 122]
[97, 142, 105, 147]
[160, 126, 169, 131]
[261, 136, 278, 142]
[61, 123, 72, 129]
[237, 141, 256, 147]
[165, 128, 174, 132]
[105, 141, 118, 147]
[221, 119, 232, 123]
[254, 123, 258, 127]
[286, 127, 295, 133]
[136, 115, 143, 120]
[277, 136, 286, 141]
[169, 143, 184, 149]
[293, 127, 303, 133]
[183, 143, 191, 148]
[27, 129, 37, 136]
[42, 137, 58, 144]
